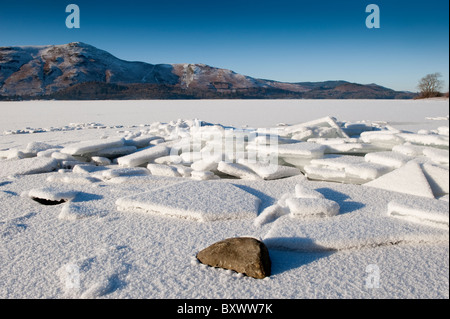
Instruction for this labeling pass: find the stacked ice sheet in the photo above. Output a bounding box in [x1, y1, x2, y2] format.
[1, 117, 448, 200]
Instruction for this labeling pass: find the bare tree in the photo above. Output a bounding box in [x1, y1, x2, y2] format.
[417, 73, 444, 98]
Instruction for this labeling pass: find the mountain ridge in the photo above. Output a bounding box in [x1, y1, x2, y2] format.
[0, 42, 417, 100]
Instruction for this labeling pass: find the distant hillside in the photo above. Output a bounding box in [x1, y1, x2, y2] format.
[0, 42, 417, 100]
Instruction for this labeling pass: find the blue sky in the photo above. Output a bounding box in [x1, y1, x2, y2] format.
[0, 0, 448, 92]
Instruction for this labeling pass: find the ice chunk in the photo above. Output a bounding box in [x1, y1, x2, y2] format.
[421, 163, 449, 197]
[51, 152, 80, 162]
[364, 161, 435, 198]
[360, 131, 404, 149]
[291, 130, 314, 141]
[217, 161, 261, 180]
[263, 210, 448, 252]
[179, 152, 203, 164]
[0, 149, 26, 160]
[295, 184, 325, 199]
[388, 198, 449, 230]
[286, 197, 340, 219]
[365, 151, 412, 169]
[61, 138, 125, 156]
[0, 157, 58, 177]
[304, 165, 347, 183]
[282, 117, 349, 139]
[96, 167, 150, 180]
[91, 157, 111, 166]
[191, 160, 219, 172]
[116, 181, 261, 222]
[172, 165, 193, 178]
[25, 142, 57, 155]
[37, 148, 61, 158]
[342, 122, 374, 137]
[305, 155, 392, 184]
[116, 144, 170, 167]
[147, 163, 181, 177]
[309, 138, 379, 155]
[277, 142, 326, 158]
[392, 144, 428, 157]
[92, 146, 137, 158]
[422, 148, 449, 165]
[191, 170, 217, 180]
[154, 155, 182, 165]
[397, 133, 449, 148]
[72, 164, 108, 175]
[125, 135, 164, 148]
[237, 159, 302, 180]
[253, 204, 288, 227]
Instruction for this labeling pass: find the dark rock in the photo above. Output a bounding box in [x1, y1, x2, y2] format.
[196, 237, 271, 279]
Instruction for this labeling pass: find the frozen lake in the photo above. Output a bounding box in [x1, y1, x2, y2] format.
[0, 99, 448, 133]
[0, 98, 448, 299]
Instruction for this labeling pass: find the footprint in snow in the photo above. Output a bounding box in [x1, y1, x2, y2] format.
[57, 245, 131, 298]
[0, 212, 36, 241]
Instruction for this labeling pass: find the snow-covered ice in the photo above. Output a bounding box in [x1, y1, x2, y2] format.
[0, 99, 448, 299]
[116, 180, 261, 222]
[387, 198, 449, 230]
[0, 157, 58, 177]
[364, 161, 436, 198]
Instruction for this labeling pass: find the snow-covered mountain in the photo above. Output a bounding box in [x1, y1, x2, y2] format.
[0, 42, 416, 99]
[0, 42, 178, 96]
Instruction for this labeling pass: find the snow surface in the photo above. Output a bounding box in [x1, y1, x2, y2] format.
[0, 99, 448, 299]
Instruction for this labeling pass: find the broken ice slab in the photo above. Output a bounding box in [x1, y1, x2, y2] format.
[0, 149, 27, 160]
[92, 167, 150, 180]
[392, 144, 429, 157]
[154, 155, 183, 165]
[360, 131, 405, 150]
[72, 164, 109, 175]
[341, 122, 375, 137]
[304, 165, 348, 184]
[253, 204, 287, 228]
[295, 184, 325, 199]
[179, 152, 204, 164]
[304, 155, 392, 184]
[147, 163, 181, 177]
[307, 138, 381, 155]
[388, 198, 449, 230]
[116, 144, 170, 167]
[397, 133, 449, 149]
[217, 161, 261, 180]
[191, 159, 219, 172]
[115, 181, 261, 222]
[421, 163, 449, 197]
[191, 170, 217, 180]
[237, 159, 302, 180]
[61, 138, 125, 156]
[263, 207, 449, 252]
[422, 148, 449, 165]
[364, 161, 435, 199]
[0, 157, 58, 178]
[365, 151, 413, 169]
[286, 197, 340, 219]
[124, 135, 165, 148]
[90, 145, 137, 158]
[266, 140, 328, 170]
[280, 117, 349, 139]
